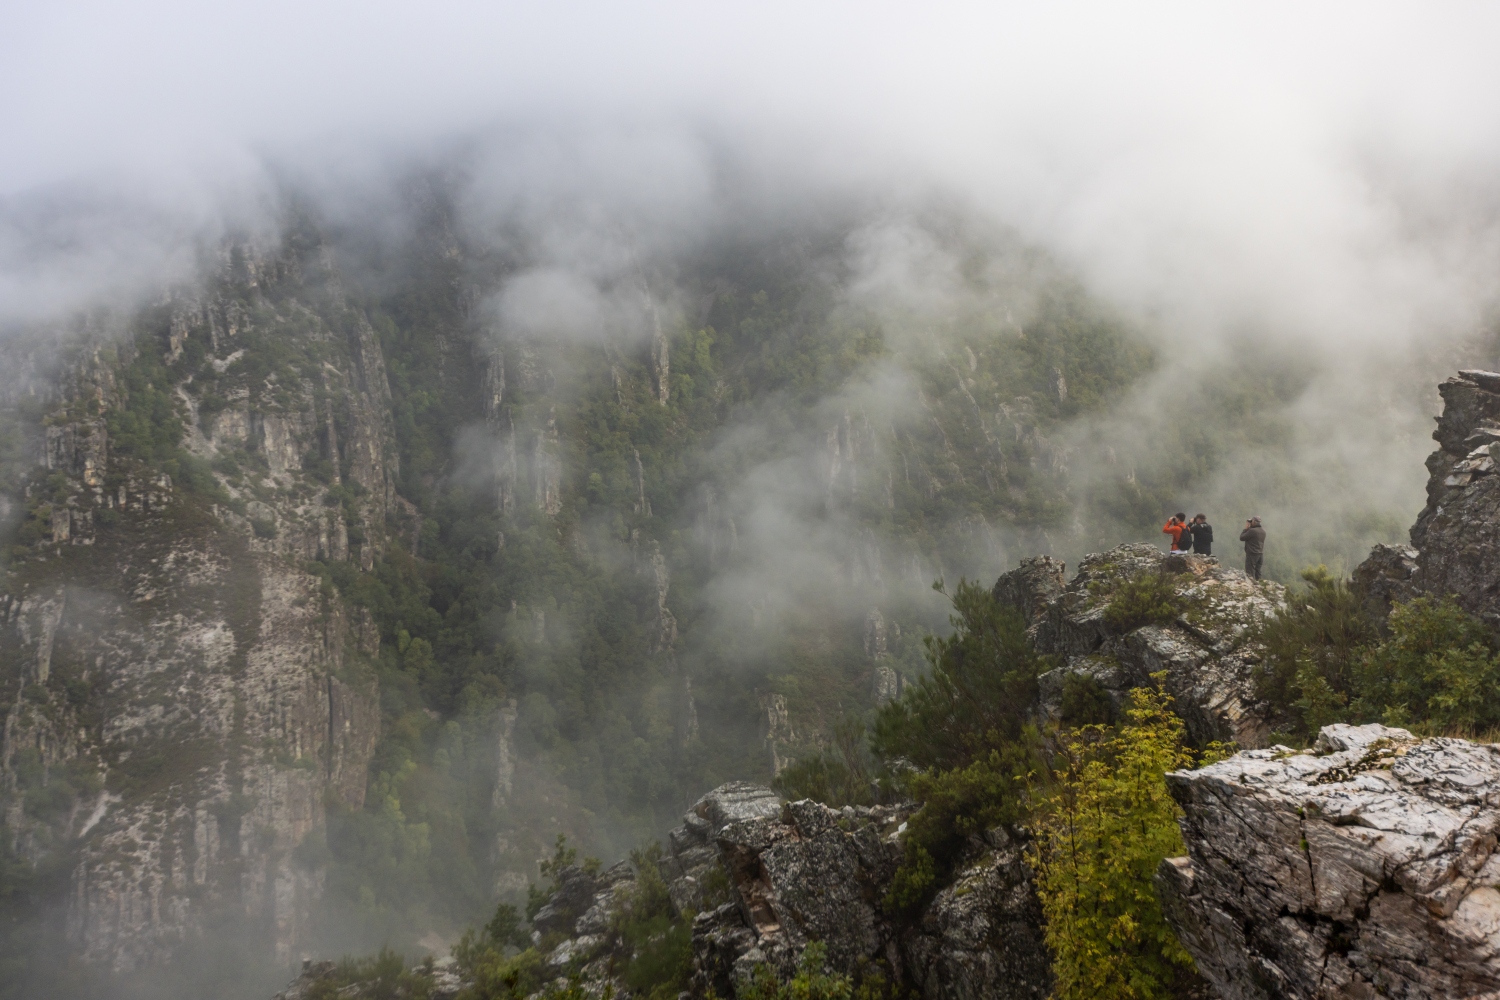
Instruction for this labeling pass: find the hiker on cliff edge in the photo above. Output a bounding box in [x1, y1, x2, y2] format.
[1240, 517, 1266, 579]
[1162, 513, 1190, 553]
[1190, 513, 1213, 556]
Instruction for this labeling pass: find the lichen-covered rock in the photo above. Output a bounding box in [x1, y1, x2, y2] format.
[532, 865, 603, 938]
[998, 543, 1285, 748]
[1158, 723, 1500, 1000]
[682, 789, 1049, 1000]
[664, 781, 783, 916]
[901, 834, 1051, 1000]
[1351, 542, 1419, 617]
[991, 555, 1066, 628]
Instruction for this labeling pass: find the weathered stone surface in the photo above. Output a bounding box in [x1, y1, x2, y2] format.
[532, 865, 602, 937]
[991, 555, 1067, 628]
[663, 781, 783, 916]
[679, 786, 1049, 1000]
[1357, 370, 1500, 628]
[0, 231, 397, 973]
[998, 543, 1285, 748]
[1351, 542, 1419, 617]
[902, 840, 1050, 1000]
[1159, 723, 1500, 1000]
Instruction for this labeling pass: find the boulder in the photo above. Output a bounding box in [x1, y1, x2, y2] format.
[902, 839, 1051, 1000]
[531, 864, 601, 938]
[1158, 723, 1500, 1000]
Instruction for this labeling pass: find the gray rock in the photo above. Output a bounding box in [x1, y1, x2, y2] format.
[532, 865, 600, 937]
[902, 844, 1051, 1000]
[997, 543, 1285, 748]
[1355, 370, 1500, 628]
[664, 782, 784, 916]
[992, 555, 1067, 627]
[686, 795, 1049, 1000]
[1158, 723, 1500, 1000]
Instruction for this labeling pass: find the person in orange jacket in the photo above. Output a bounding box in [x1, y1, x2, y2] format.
[1162, 513, 1190, 553]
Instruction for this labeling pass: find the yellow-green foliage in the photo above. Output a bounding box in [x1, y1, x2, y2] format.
[1030, 682, 1218, 1000]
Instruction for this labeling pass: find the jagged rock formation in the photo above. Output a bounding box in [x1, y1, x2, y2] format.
[0, 231, 395, 970]
[679, 784, 1049, 1000]
[995, 543, 1285, 748]
[1158, 723, 1500, 1000]
[1355, 369, 1500, 625]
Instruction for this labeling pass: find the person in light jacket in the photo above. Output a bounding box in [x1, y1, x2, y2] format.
[1240, 517, 1266, 579]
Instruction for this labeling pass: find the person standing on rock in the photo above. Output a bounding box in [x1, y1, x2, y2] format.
[1240, 517, 1266, 579]
[1163, 513, 1190, 553]
[1190, 513, 1213, 556]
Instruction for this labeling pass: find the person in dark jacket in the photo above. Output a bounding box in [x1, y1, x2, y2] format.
[1189, 513, 1213, 556]
[1240, 517, 1266, 579]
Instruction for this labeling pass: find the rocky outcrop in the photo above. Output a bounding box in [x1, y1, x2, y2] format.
[996, 543, 1285, 748]
[1355, 369, 1500, 626]
[1158, 723, 1500, 1000]
[676, 783, 1049, 1000]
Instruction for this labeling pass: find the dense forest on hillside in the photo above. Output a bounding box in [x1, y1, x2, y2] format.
[0, 176, 1444, 996]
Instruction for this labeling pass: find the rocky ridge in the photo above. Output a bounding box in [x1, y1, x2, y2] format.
[995, 542, 1285, 748]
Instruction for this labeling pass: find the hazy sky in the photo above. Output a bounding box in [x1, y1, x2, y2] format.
[5, 2, 1500, 351]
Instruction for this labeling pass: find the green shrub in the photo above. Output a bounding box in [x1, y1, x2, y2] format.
[871, 580, 1044, 773]
[1060, 672, 1115, 727]
[773, 719, 876, 807]
[884, 741, 1039, 913]
[1255, 566, 1377, 738]
[1353, 597, 1500, 733]
[739, 942, 852, 1000]
[305, 947, 430, 1000]
[1101, 572, 1190, 632]
[1029, 682, 1219, 1000]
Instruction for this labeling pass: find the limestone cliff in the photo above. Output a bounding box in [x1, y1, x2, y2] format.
[0, 227, 397, 972]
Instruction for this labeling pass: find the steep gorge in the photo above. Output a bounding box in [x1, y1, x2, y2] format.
[0, 188, 1158, 992]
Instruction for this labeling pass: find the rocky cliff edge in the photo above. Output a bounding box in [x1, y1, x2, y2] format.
[1158, 723, 1500, 1000]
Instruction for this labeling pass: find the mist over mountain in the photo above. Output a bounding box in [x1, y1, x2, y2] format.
[5, 5, 1500, 999]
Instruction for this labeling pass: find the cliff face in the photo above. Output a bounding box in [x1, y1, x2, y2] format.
[0, 230, 394, 971]
[1158, 723, 1500, 1000]
[1355, 368, 1500, 624]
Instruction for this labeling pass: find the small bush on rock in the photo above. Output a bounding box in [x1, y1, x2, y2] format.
[1030, 681, 1222, 1000]
[1101, 572, 1191, 632]
[738, 942, 853, 1000]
